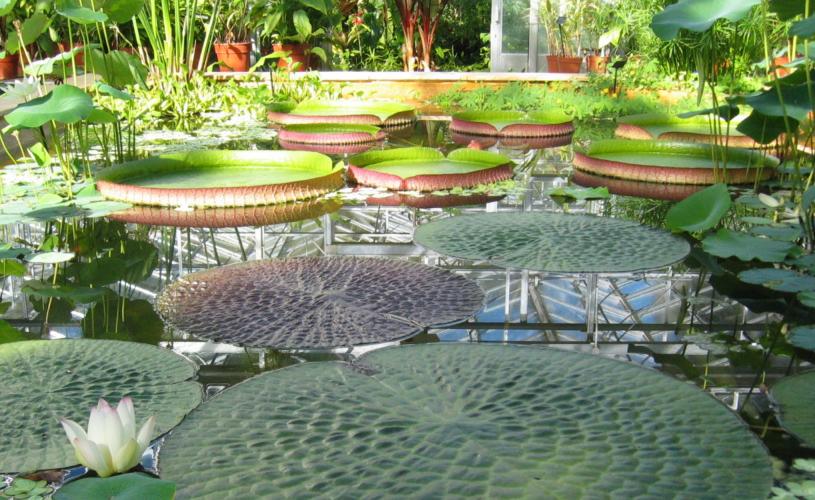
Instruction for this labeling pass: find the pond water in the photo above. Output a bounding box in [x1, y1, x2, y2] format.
[2, 118, 813, 487]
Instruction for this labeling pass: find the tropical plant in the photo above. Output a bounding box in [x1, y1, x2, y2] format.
[213, 0, 252, 43]
[253, 0, 331, 62]
[393, 0, 451, 71]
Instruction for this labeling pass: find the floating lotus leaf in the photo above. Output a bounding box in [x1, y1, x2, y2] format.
[789, 326, 815, 352]
[572, 170, 702, 201]
[451, 130, 573, 150]
[277, 123, 385, 145]
[573, 140, 778, 185]
[96, 150, 343, 208]
[267, 100, 416, 126]
[0, 340, 201, 473]
[752, 224, 803, 242]
[107, 198, 341, 228]
[771, 371, 815, 447]
[615, 113, 768, 148]
[414, 212, 690, 273]
[703, 230, 796, 262]
[666, 183, 732, 232]
[156, 257, 484, 349]
[348, 147, 514, 191]
[739, 268, 815, 293]
[450, 110, 574, 138]
[159, 343, 772, 499]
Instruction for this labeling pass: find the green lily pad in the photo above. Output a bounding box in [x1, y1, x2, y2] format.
[414, 212, 690, 273]
[450, 110, 573, 136]
[738, 268, 815, 293]
[616, 113, 757, 146]
[0, 339, 201, 473]
[574, 140, 778, 185]
[55, 473, 175, 500]
[348, 147, 513, 191]
[548, 185, 610, 201]
[789, 326, 815, 352]
[666, 183, 731, 232]
[752, 225, 803, 242]
[96, 150, 343, 208]
[268, 100, 415, 125]
[156, 257, 484, 349]
[799, 291, 815, 308]
[5, 85, 94, 129]
[159, 344, 771, 498]
[702, 230, 796, 262]
[771, 371, 815, 447]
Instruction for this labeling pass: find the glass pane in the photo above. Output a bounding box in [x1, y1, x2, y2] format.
[501, 0, 529, 54]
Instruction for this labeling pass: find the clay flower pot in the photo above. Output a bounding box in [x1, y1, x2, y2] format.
[0, 53, 19, 80]
[272, 43, 316, 71]
[587, 55, 608, 74]
[546, 55, 583, 73]
[56, 41, 85, 67]
[213, 41, 252, 72]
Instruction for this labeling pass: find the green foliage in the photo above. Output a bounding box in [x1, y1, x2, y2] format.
[666, 183, 732, 233]
[54, 473, 175, 500]
[1, 478, 53, 499]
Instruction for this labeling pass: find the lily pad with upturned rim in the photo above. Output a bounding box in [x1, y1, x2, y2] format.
[277, 123, 386, 145]
[573, 140, 778, 185]
[96, 150, 343, 208]
[106, 198, 342, 228]
[450, 110, 574, 138]
[771, 371, 815, 447]
[615, 113, 768, 149]
[267, 100, 416, 126]
[347, 147, 514, 191]
[155, 257, 484, 349]
[158, 343, 772, 499]
[414, 212, 690, 273]
[0, 339, 201, 473]
[572, 170, 703, 201]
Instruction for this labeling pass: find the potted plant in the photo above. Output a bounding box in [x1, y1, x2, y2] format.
[542, 0, 591, 73]
[0, 15, 20, 80]
[213, 0, 253, 72]
[254, 0, 329, 71]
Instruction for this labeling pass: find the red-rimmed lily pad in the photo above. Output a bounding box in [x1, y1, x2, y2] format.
[450, 110, 574, 138]
[451, 130, 573, 150]
[277, 123, 386, 145]
[348, 147, 514, 191]
[96, 150, 343, 208]
[267, 100, 416, 127]
[615, 113, 770, 148]
[771, 371, 815, 447]
[107, 198, 342, 228]
[362, 192, 504, 209]
[574, 140, 778, 185]
[158, 343, 772, 498]
[572, 170, 703, 201]
[156, 257, 484, 349]
[414, 212, 690, 273]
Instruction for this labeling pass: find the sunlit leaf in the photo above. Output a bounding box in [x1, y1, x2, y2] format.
[651, 0, 762, 40]
[702, 230, 795, 262]
[666, 184, 731, 233]
[5, 85, 94, 128]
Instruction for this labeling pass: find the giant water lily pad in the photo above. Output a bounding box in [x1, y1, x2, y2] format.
[771, 371, 815, 447]
[450, 110, 574, 137]
[574, 140, 778, 185]
[414, 212, 690, 273]
[348, 147, 514, 191]
[267, 100, 416, 126]
[107, 198, 341, 228]
[0, 339, 201, 473]
[156, 257, 483, 349]
[96, 150, 343, 208]
[277, 123, 386, 145]
[572, 170, 702, 201]
[615, 113, 767, 148]
[451, 130, 573, 150]
[158, 343, 772, 498]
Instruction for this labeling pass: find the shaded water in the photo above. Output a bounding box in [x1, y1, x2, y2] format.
[3, 119, 813, 476]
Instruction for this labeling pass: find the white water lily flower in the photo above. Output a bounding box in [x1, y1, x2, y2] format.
[60, 397, 156, 478]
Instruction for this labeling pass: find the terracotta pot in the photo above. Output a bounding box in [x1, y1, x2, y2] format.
[773, 55, 791, 78]
[57, 42, 85, 67]
[0, 53, 19, 80]
[586, 55, 608, 74]
[272, 43, 316, 71]
[213, 41, 251, 72]
[546, 55, 583, 73]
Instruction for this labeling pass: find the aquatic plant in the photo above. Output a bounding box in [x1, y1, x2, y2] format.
[60, 398, 155, 478]
[54, 473, 175, 500]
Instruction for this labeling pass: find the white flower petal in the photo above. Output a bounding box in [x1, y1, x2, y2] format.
[60, 418, 88, 443]
[73, 438, 113, 478]
[116, 397, 136, 439]
[112, 438, 140, 473]
[135, 415, 156, 452]
[86, 404, 107, 443]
